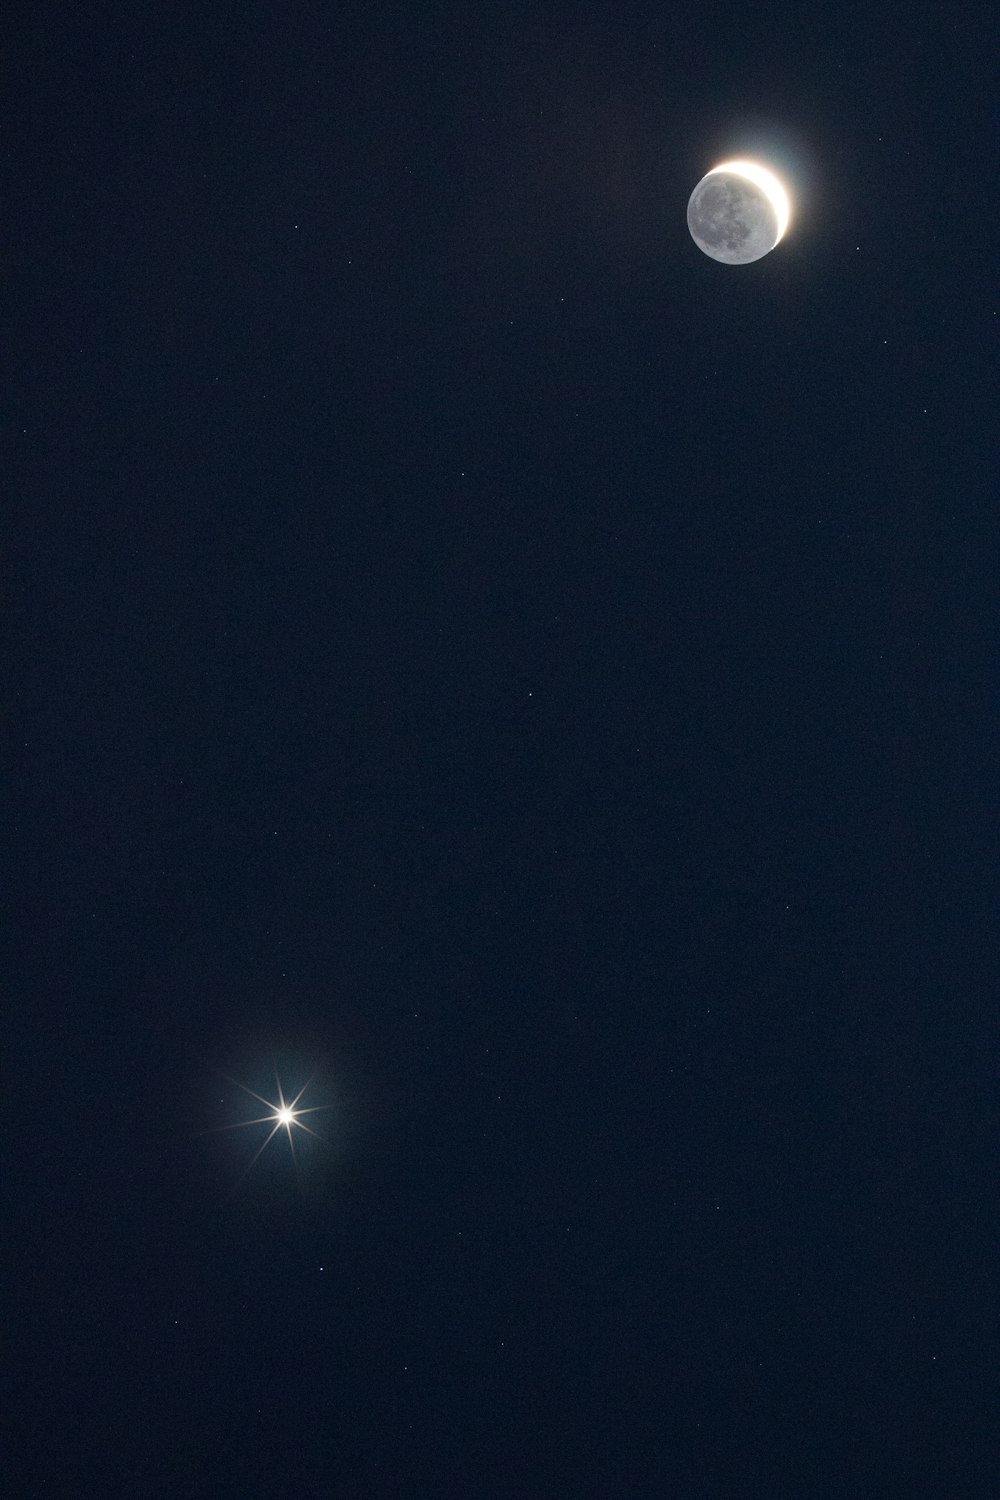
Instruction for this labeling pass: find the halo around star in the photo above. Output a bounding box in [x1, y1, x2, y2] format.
[212, 1068, 332, 1186]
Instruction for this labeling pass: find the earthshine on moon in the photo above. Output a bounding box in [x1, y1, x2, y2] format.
[687, 160, 791, 264]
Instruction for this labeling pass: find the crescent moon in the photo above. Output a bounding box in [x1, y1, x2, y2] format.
[686, 159, 792, 264]
[708, 160, 791, 244]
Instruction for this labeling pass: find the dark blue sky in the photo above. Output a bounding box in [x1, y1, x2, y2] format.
[9, 1, 997, 1494]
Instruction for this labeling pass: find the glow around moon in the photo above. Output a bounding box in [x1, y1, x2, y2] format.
[687, 160, 791, 265]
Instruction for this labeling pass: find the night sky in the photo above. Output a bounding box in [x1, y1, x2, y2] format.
[9, 1, 997, 1494]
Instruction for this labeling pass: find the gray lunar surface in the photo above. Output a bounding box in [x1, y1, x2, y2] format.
[687, 171, 779, 264]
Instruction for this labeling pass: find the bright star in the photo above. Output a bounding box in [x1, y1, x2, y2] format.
[213, 1067, 331, 1188]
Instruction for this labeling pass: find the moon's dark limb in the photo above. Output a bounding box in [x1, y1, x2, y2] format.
[687, 171, 779, 264]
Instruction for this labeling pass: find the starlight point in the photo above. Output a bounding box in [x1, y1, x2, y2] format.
[212, 1066, 331, 1188]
